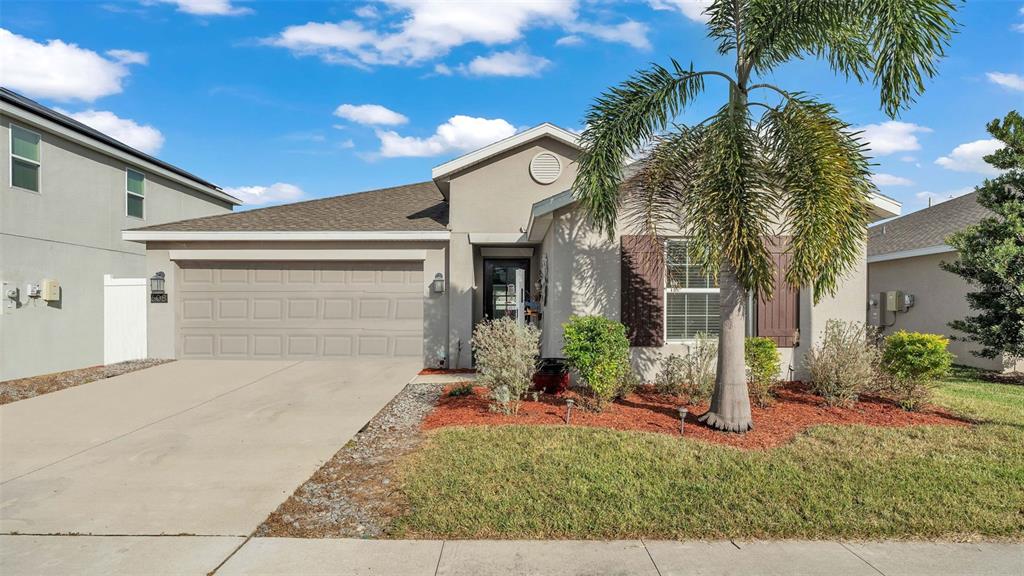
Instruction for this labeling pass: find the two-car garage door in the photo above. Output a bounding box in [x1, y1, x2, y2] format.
[176, 261, 423, 359]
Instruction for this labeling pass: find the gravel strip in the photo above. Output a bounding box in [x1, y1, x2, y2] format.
[0, 359, 173, 405]
[256, 381, 445, 538]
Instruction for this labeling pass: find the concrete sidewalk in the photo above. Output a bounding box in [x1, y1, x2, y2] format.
[2, 536, 1020, 575]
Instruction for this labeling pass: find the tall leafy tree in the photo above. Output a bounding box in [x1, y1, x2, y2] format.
[941, 111, 1024, 364]
[574, 0, 958, 432]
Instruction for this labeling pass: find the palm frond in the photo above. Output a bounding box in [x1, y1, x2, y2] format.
[574, 61, 728, 236]
[760, 94, 874, 301]
[619, 127, 704, 237]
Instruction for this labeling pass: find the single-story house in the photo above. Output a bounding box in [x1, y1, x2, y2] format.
[868, 191, 1021, 372]
[125, 124, 899, 380]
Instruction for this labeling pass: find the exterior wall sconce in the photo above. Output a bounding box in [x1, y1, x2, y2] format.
[431, 272, 446, 294]
[150, 271, 166, 295]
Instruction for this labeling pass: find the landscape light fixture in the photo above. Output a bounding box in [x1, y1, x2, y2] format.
[565, 398, 574, 424]
[678, 407, 688, 435]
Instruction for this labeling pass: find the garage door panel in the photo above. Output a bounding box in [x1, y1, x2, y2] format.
[177, 261, 423, 359]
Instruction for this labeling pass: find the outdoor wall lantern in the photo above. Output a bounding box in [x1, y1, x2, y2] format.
[150, 271, 166, 295]
[431, 272, 446, 294]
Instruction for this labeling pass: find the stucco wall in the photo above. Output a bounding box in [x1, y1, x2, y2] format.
[445, 136, 579, 367]
[0, 115, 232, 380]
[868, 252, 1010, 371]
[142, 240, 448, 368]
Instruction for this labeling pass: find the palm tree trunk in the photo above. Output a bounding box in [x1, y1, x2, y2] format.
[698, 260, 753, 432]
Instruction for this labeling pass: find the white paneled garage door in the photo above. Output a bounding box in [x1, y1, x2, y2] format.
[176, 261, 423, 359]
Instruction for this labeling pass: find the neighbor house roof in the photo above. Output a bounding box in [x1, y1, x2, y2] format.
[868, 191, 990, 261]
[0, 87, 239, 205]
[127, 181, 448, 235]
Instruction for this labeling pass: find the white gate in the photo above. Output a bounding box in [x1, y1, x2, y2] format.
[104, 275, 147, 364]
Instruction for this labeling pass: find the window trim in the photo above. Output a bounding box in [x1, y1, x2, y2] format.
[125, 167, 146, 220]
[9, 122, 41, 193]
[663, 238, 721, 344]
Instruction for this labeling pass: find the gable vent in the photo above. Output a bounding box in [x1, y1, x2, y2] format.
[529, 152, 562, 184]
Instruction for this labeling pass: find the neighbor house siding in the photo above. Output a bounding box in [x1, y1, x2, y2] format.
[0, 114, 231, 380]
[868, 252, 1011, 372]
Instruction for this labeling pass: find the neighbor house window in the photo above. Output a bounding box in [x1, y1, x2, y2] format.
[665, 239, 720, 341]
[126, 168, 145, 218]
[10, 124, 41, 192]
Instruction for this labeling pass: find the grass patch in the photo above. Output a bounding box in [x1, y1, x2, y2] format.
[392, 375, 1024, 540]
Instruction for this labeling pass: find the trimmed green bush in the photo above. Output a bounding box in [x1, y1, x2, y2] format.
[882, 331, 953, 411]
[745, 337, 781, 407]
[472, 316, 540, 415]
[562, 316, 631, 410]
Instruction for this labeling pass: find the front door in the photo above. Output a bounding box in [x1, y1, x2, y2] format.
[483, 259, 530, 321]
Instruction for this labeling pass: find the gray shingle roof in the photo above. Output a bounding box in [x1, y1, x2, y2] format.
[132, 181, 448, 232]
[868, 191, 990, 257]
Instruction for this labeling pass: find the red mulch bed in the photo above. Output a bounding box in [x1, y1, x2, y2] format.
[418, 368, 477, 375]
[422, 383, 970, 450]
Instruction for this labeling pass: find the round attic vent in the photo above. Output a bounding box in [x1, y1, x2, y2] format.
[529, 152, 562, 184]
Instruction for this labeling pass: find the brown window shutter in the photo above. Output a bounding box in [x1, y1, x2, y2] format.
[620, 235, 665, 347]
[757, 236, 800, 347]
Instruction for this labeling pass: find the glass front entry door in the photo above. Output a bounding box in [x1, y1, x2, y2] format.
[483, 259, 530, 321]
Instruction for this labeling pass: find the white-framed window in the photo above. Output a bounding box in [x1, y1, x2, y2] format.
[10, 123, 41, 192]
[665, 239, 720, 342]
[126, 168, 145, 219]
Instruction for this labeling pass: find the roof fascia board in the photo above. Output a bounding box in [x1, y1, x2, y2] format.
[867, 244, 955, 263]
[1, 102, 241, 206]
[868, 192, 901, 220]
[526, 188, 575, 241]
[169, 249, 427, 261]
[431, 123, 580, 181]
[123, 230, 451, 242]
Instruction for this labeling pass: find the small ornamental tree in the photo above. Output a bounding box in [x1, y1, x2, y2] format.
[941, 111, 1024, 365]
[562, 316, 631, 410]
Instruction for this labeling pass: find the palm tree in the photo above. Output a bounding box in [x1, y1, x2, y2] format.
[575, 0, 958, 432]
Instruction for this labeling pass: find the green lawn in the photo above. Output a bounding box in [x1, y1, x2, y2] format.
[392, 373, 1024, 540]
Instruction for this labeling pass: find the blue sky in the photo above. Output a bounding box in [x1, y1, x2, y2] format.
[2, 1, 1022, 214]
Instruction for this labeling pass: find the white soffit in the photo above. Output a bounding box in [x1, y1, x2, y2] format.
[867, 244, 955, 263]
[431, 123, 580, 180]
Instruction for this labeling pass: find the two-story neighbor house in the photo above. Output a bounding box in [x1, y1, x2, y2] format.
[1, 88, 238, 380]
[125, 124, 899, 380]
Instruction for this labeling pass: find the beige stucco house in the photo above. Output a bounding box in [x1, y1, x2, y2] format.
[868, 192, 1020, 372]
[125, 124, 899, 380]
[0, 89, 238, 380]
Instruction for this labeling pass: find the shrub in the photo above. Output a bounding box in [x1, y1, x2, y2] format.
[882, 331, 953, 411]
[805, 320, 880, 407]
[745, 337, 781, 407]
[472, 317, 540, 415]
[446, 383, 474, 398]
[654, 333, 717, 404]
[562, 316, 631, 410]
[616, 368, 642, 400]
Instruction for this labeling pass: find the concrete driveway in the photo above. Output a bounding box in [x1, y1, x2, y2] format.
[0, 359, 418, 536]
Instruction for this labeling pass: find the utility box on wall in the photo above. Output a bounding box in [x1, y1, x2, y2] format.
[868, 292, 888, 326]
[885, 290, 905, 313]
[40, 278, 60, 301]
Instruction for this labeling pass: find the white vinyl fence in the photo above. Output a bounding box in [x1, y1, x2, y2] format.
[104, 275, 147, 365]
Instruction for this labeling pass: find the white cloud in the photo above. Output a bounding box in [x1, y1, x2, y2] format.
[154, 0, 252, 16]
[224, 183, 305, 207]
[0, 29, 145, 102]
[376, 115, 517, 158]
[854, 121, 932, 156]
[649, 0, 713, 23]
[334, 103, 409, 126]
[915, 186, 973, 207]
[871, 173, 913, 187]
[555, 35, 584, 46]
[105, 49, 149, 65]
[465, 50, 551, 77]
[565, 20, 650, 50]
[433, 63, 453, 76]
[935, 139, 1002, 175]
[264, 1, 647, 69]
[353, 5, 379, 19]
[986, 71, 1024, 91]
[56, 109, 164, 154]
